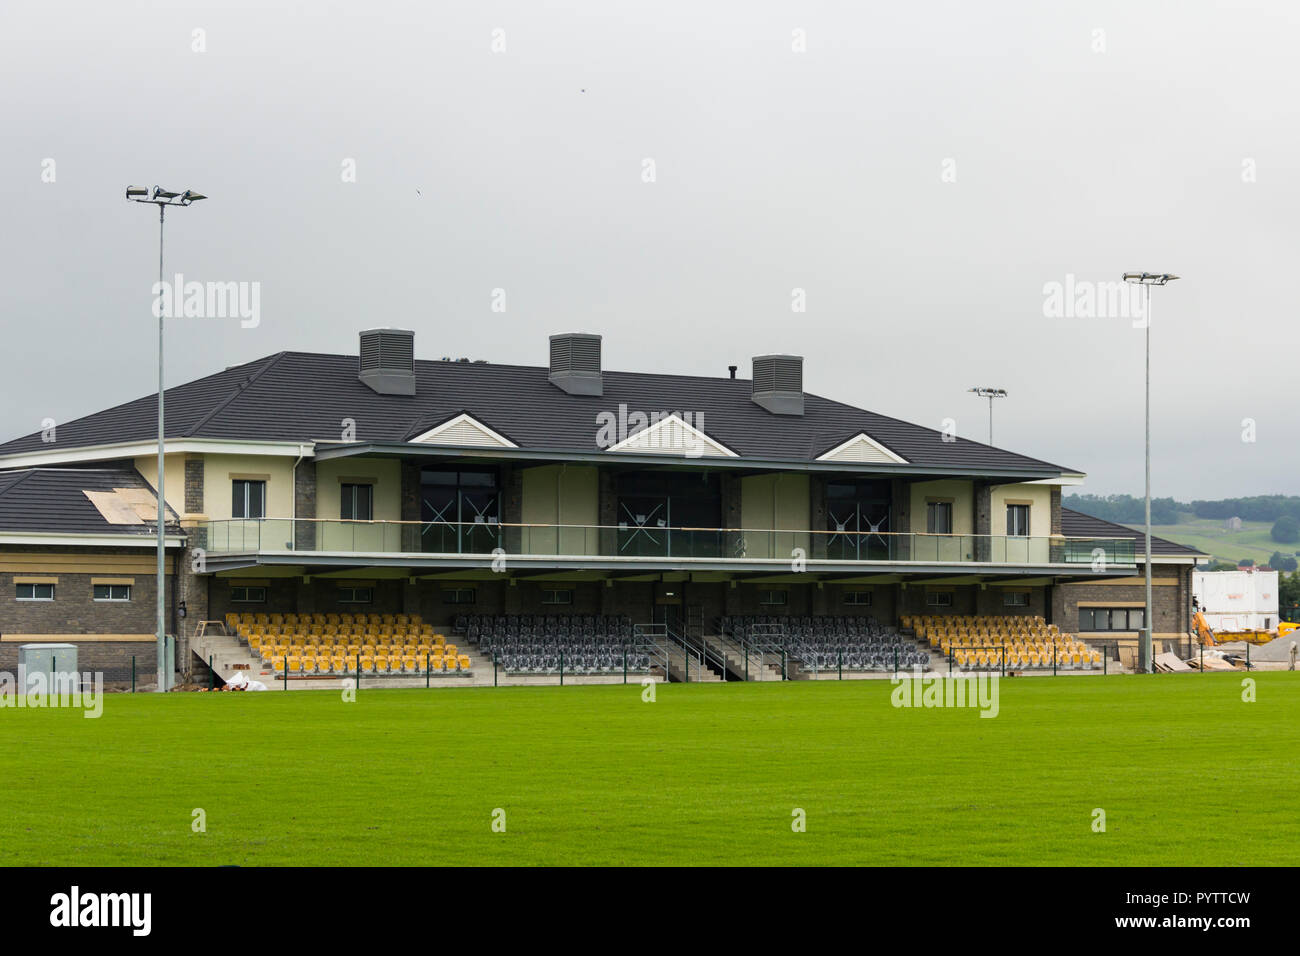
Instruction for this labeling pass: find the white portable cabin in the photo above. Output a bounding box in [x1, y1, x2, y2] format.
[1192, 570, 1279, 634]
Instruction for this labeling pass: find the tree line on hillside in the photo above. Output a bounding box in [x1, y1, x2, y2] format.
[1065, 494, 1300, 550]
[1063, 494, 1181, 525]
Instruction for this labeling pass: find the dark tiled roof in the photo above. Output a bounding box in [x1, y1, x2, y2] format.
[1060, 508, 1204, 558]
[0, 468, 178, 536]
[0, 351, 1077, 474]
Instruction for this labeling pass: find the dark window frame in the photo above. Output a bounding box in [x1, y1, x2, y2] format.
[926, 500, 954, 535]
[1006, 503, 1031, 537]
[232, 479, 267, 520]
[341, 482, 375, 521]
[338, 586, 375, 605]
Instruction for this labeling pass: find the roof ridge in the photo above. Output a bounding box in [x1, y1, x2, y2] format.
[186, 352, 289, 437]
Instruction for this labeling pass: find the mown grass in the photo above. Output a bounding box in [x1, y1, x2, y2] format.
[2, 674, 1297, 866]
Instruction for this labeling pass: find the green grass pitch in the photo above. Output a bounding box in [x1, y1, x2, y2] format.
[3, 674, 1298, 866]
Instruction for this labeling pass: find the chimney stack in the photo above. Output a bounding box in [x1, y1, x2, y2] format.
[549, 332, 603, 396]
[751, 354, 804, 415]
[358, 328, 416, 396]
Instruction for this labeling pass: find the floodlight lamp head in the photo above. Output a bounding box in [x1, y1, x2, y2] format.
[1123, 272, 1180, 286]
[125, 185, 149, 199]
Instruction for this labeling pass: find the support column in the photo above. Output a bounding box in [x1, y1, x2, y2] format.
[891, 478, 911, 561]
[501, 464, 523, 553]
[294, 459, 317, 552]
[1049, 486, 1064, 562]
[400, 460, 421, 552]
[975, 482, 992, 562]
[809, 476, 828, 559]
[721, 474, 743, 558]
[598, 469, 618, 557]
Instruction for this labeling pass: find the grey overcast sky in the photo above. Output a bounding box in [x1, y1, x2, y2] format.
[1, 0, 1296, 499]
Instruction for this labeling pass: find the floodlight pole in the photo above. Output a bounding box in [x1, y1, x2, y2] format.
[156, 203, 166, 692]
[968, 387, 1007, 444]
[1123, 272, 1179, 674]
[127, 186, 207, 691]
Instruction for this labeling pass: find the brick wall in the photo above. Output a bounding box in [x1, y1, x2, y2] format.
[184, 456, 204, 514]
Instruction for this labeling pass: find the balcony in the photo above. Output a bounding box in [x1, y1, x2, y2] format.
[194, 518, 1137, 570]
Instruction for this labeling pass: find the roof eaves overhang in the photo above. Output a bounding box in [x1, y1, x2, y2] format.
[311, 441, 1069, 482]
[0, 532, 187, 547]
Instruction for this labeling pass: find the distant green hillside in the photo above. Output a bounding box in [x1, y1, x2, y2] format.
[1122, 516, 1294, 567]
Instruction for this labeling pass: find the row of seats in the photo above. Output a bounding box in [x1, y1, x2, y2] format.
[905, 614, 1097, 670]
[721, 614, 933, 673]
[268, 651, 472, 676]
[256, 639, 457, 657]
[454, 614, 651, 675]
[495, 651, 653, 675]
[950, 647, 1104, 670]
[226, 612, 425, 628]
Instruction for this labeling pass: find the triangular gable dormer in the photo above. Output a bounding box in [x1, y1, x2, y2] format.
[606, 414, 738, 458]
[816, 432, 908, 464]
[410, 413, 517, 448]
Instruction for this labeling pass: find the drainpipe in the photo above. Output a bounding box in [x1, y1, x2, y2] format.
[290, 443, 308, 549]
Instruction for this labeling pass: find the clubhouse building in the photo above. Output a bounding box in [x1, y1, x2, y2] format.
[0, 330, 1203, 681]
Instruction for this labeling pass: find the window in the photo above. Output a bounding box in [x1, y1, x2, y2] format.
[16, 583, 54, 601]
[759, 589, 788, 606]
[1003, 591, 1030, 607]
[926, 501, 953, 535]
[231, 586, 267, 603]
[232, 479, 266, 519]
[844, 591, 873, 606]
[1079, 607, 1143, 631]
[93, 584, 132, 602]
[341, 483, 374, 521]
[442, 588, 476, 604]
[338, 587, 374, 604]
[541, 589, 573, 605]
[1006, 504, 1031, 537]
[925, 591, 953, 607]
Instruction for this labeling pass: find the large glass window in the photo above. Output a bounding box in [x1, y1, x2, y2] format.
[615, 472, 721, 557]
[232, 480, 266, 519]
[420, 468, 500, 554]
[826, 478, 892, 560]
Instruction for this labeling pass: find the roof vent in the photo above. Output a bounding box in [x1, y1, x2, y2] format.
[549, 332, 603, 396]
[751, 354, 804, 415]
[358, 328, 416, 396]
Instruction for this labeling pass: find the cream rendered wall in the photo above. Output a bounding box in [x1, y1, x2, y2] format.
[990, 483, 1052, 537]
[316, 458, 402, 521]
[741, 473, 810, 558]
[521, 464, 599, 555]
[200, 453, 296, 520]
[133, 453, 188, 515]
[908, 479, 974, 562]
[909, 480, 974, 534]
